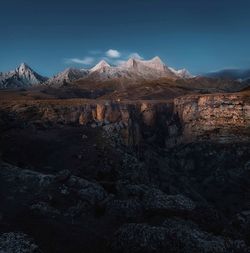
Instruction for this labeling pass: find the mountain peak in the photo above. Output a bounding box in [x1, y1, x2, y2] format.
[122, 58, 139, 69]
[91, 60, 110, 72]
[20, 62, 28, 66]
[16, 63, 35, 76]
[46, 67, 87, 87]
[150, 56, 163, 62]
[18, 63, 31, 71]
[16, 62, 48, 84]
[148, 56, 166, 66]
[0, 63, 47, 88]
[169, 67, 193, 78]
[142, 56, 166, 71]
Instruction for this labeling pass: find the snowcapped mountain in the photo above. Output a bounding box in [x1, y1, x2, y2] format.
[46, 68, 88, 87]
[136, 56, 167, 71]
[0, 57, 193, 89]
[88, 56, 188, 81]
[169, 67, 193, 78]
[0, 63, 48, 89]
[88, 60, 132, 80]
[120, 56, 176, 78]
[90, 60, 111, 72]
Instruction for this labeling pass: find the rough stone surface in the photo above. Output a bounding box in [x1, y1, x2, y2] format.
[143, 188, 196, 213]
[111, 220, 248, 253]
[1, 93, 249, 148]
[0, 232, 41, 253]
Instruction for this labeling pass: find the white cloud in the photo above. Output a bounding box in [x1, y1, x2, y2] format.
[106, 49, 121, 58]
[65, 57, 94, 65]
[64, 50, 143, 67]
[104, 51, 143, 66]
[128, 52, 143, 60]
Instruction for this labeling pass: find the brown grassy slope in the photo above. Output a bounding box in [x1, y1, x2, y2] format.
[0, 76, 248, 102]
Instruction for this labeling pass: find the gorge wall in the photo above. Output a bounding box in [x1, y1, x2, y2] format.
[1, 93, 249, 148]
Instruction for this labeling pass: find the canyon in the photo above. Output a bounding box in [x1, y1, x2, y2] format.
[1, 91, 249, 147]
[0, 59, 250, 253]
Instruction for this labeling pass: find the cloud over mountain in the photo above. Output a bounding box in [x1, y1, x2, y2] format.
[128, 53, 143, 60]
[65, 57, 95, 65]
[106, 49, 121, 58]
[64, 49, 144, 67]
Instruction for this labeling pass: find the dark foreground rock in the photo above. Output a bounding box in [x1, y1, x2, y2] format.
[0, 117, 249, 252]
[111, 219, 248, 253]
[0, 232, 41, 253]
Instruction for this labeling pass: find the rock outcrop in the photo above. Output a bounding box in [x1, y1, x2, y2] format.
[0, 232, 41, 253]
[0, 92, 249, 148]
[111, 219, 248, 253]
[173, 94, 250, 145]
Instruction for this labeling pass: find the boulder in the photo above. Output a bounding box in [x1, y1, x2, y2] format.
[0, 232, 41, 253]
[111, 219, 248, 253]
[143, 188, 196, 214]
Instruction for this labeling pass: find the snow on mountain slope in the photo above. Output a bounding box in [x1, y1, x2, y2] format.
[0, 63, 48, 89]
[88, 60, 136, 80]
[169, 67, 193, 78]
[90, 60, 111, 72]
[88, 56, 182, 81]
[120, 56, 176, 78]
[139, 56, 167, 71]
[0, 57, 193, 89]
[46, 68, 88, 87]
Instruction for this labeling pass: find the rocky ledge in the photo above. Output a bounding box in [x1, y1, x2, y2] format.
[0, 92, 249, 148]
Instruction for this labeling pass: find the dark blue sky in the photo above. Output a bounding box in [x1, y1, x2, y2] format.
[1, 0, 250, 76]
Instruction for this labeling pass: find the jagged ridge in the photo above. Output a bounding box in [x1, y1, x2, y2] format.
[0, 63, 48, 88]
[0, 57, 193, 88]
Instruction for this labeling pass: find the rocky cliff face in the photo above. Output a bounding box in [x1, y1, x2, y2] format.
[170, 93, 250, 146]
[1, 93, 249, 148]
[0, 92, 250, 253]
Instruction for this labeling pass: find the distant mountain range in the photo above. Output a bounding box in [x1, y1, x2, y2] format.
[46, 56, 194, 87]
[205, 68, 250, 81]
[0, 57, 192, 89]
[1, 58, 250, 90]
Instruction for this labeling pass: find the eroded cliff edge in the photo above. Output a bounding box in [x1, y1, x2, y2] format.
[0, 92, 249, 148]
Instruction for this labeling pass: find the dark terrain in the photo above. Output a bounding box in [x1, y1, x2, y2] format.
[0, 79, 250, 253]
